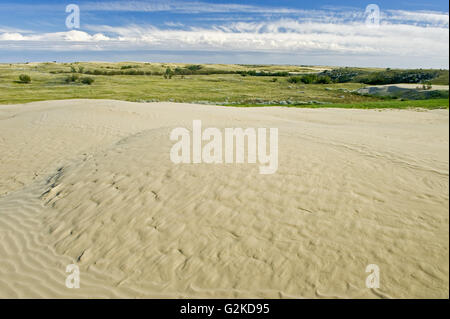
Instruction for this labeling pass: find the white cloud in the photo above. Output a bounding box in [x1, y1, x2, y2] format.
[0, 8, 448, 67]
[164, 22, 185, 27]
[0, 30, 110, 42]
[80, 1, 449, 27]
[38, 20, 446, 59]
[81, 0, 307, 14]
[0, 32, 25, 40]
[387, 10, 449, 27]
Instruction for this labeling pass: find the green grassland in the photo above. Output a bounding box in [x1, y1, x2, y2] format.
[231, 99, 449, 109]
[0, 62, 448, 109]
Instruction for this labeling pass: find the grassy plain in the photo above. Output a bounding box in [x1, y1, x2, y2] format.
[0, 62, 448, 109]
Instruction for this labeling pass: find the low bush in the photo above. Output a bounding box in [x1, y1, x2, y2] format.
[186, 65, 203, 71]
[65, 74, 79, 83]
[121, 65, 139, 70]
[238, 70, 289, 77]
[316, 75, 332, 84]
[287, 74, 331, 84]
[299, 74, 317, 84]
[287, 76, 302, 84]
[18, 74, 31, 83]
[80, 77, 94, 85]
[164, 67, 174, 79]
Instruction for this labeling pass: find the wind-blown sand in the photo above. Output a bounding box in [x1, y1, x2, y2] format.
[0, 99, 448, 298]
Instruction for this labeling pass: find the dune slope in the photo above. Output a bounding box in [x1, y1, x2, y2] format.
[0, 100, 448, 298]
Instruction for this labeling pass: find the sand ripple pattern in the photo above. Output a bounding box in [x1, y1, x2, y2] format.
[0, 100, 448, 298]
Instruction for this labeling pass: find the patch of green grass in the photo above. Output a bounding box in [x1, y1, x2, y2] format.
[431, 71, 449, 85]
[0, 62, 447, 109]
[228, 99, 449, 109]
[0, 62, 368, 104]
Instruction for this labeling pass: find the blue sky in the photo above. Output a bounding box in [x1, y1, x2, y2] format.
[0, 0, 448, 67]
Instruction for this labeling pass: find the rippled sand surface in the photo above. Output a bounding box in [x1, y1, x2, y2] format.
[0, 100, 448, 298]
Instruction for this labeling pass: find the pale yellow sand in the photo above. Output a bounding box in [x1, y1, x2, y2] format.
[0, 99, 448, 298]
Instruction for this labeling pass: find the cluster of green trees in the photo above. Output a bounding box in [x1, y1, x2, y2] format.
[88, 69, 153, 76]
[287, 74, 332, 84]
[43, 64, 450, 85]
[61, 65, 157, 76]
[238, 70, 290, 77]
[17, 73, 94, 85]
[319, 68, 445, 85]
[319, 68, 361, 83]
[358, 70, 439, 85]
[164, 67, 174, 79]
[120, 65, 139, 70]
[172, 65, 237, 75]
[60, 64, 295, 78]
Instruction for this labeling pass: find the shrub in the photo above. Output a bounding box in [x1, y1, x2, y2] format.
[320, 68, 363, 83]
[239, 70, 289, 77]
[287, 75, 317, 84]
[174, 67, 186, 75]
[65, 74, 79, 83]
[80, 77, 94, 85]
[299, 74, 318, 84]
[124, 69, 137, 75]
[287, 74, 331, 84]
[121, 65, 139, 70]
[164, 67, 174, 79]
[316, 75, 332, 84]
[186, 64, 202, 71]
[287, 76, 302, 83]
[322, 68, 442, 85]
[19, 74, 31, 83]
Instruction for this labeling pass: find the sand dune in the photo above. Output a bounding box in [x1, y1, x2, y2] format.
[357, 84, 449, 97]
[0, 99, 448, 298]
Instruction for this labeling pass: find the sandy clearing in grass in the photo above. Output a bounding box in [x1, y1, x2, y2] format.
[360, 84, 449, 92]
[0, 99, 448, 298]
